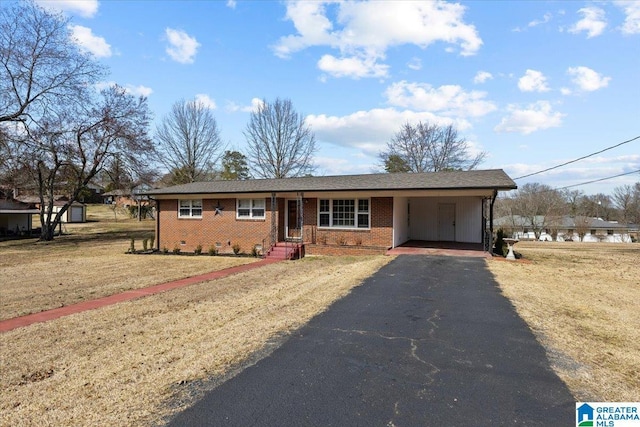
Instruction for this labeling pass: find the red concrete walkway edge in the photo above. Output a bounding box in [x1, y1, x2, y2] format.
[0, 258, 282, 333]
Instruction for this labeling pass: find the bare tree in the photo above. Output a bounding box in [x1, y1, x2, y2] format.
[6, 85, 152, 240]
[0, 1, 105, 124]
[509, 182, 566, 239]
[380, 121, 486, 173]
[612, 184, 640, 224]
[155, 99, 224, 184]
[244, 98, 316, 178]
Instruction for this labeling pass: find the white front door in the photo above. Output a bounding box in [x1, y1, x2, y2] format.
[438, 203, 456, 241]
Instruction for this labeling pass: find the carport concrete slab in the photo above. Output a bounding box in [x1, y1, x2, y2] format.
[168, 255, 574, 426]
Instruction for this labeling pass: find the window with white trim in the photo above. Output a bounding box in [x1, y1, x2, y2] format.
[237, 198, 265, 219]
[318, 199, 370, 229]
[178, 199, 202, 218]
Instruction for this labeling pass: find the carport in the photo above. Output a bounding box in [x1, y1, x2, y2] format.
[391, 188, 500, 252]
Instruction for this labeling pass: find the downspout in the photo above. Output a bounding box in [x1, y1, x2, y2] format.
[153, 197, 160, 251]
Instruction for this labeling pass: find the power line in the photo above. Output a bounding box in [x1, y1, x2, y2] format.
[513, 135, 640, 180]
[554, 169, 640, 191]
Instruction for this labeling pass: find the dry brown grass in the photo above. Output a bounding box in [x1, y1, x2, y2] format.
[1, 205, 392, 426]
[487, 241, 640, 402]
[0, 207, 256, 320]
[0, 255, 391, 426]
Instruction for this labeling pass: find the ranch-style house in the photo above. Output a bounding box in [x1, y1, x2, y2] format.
[146, 169, 517, 257]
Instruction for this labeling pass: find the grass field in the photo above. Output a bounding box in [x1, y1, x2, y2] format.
[487, 241, 639, 402]
[0, 206, 392, 426]
[1, 208, 638, 425]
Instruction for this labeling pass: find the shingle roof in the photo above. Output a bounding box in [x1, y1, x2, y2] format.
[145, 169, 517, 196]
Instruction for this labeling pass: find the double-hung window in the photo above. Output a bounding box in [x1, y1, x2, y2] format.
[237, 198, 265, 219]
[318, 199, 369, 229]
[178, 199, 202, 218]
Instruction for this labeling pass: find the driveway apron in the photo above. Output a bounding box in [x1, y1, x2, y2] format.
[168, 255, 575, 426]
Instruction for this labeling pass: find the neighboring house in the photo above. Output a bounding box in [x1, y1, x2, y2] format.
[103, 187, 153, 208]
[495, 215, 634, 243]
[146, 169, 517, 256]
[0, 195, 39, 238]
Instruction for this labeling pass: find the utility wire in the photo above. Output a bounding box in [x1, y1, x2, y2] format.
[554, 169, 640, 191]
[513, 135, 640, 180]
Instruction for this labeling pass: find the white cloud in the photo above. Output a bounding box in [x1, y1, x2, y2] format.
[473, 71, 493, 84]
[407, 57, 422, 71]
[68, 25, 112, 58]
[226, 98, 264, 113]
[35, 0, 99, 18]
[385, 81, 496, 118]
[194, 94, 217, 109]
[226, 0, 236, 9]
[95, 81, 152, 97]
[494, 101, 565, 134]
[274, 1, 482, 79]
[569, 6, 607, 38]
[165, 28, 200, 64]
[307, 108, 467, 155]
[318, 54, 389, 79]
[566, 66, 611, 91]
[512, 12, 553, 32]
[518, 69, 550, 92]
[529, 12, 552, 28]
[614, 1, 640, 34]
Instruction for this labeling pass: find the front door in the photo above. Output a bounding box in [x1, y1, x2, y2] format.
[438, 203, 456, 241]
[287, 200, 300, 239]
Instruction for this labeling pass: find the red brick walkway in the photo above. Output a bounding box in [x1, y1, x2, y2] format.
[0, 258, 282, 333]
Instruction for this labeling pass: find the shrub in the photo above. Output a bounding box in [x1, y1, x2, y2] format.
[251, 245, 259, 257]
[172, 246, 181, 255]
[162, 246, 169, 254]
[142, 238, 148, 251]
[317, 233, 327, 245]
[149, 236, 155, 249]
[208, 246, 218, 256]
[232, 243, 241, 255]
[494, 229, 507, 257]
[335, 234, 348, 246]
[129, 237, 135, 253]
[194, 244, 202, 255]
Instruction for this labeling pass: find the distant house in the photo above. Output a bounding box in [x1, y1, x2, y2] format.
[495, 215, 633, 243]
[0, 193, 39, 238]
[146, 169, 517, 256]
[103, 187, 153, 208]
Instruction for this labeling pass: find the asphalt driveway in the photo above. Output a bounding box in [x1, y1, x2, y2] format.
[167, 255, 575, 426]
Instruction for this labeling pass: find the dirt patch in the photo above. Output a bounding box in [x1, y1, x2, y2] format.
[487, 241, 639, 402]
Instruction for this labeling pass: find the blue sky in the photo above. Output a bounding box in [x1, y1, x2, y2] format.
[30, 0, 640, 195]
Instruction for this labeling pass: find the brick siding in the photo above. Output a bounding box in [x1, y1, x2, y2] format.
[157, 196, 393, 255]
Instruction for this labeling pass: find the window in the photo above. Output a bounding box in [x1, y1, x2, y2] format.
[237, 198, 265, 219]
[319, 199, 330, 227]
[607, 229, 614, 235]
[333, 199, 355, 226]
[590, 229, 596, 235]
[318, 199, 370, 229]
[178, 199, 202, 218]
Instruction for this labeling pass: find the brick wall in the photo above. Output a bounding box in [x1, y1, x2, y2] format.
[157, 196, 394, 256]
[157, 198, 275, 254]
[302, 197, 393, 249]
